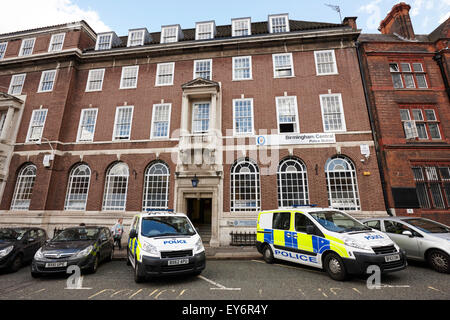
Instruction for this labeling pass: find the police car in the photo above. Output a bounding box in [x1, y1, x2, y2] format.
[256, 206, 407, 280]
[127, 210, 206, 283]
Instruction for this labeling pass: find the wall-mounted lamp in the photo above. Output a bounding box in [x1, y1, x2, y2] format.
[132, 169, 137, 179]
[93, 170, 99, 180]
[191, 174, 199, 188]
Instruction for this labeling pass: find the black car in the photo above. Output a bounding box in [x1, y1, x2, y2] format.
[31, 226, 114, 277]
[0, 227, 48, 272]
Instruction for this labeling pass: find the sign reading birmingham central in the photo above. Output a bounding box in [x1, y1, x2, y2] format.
[256, 133, 336, 146]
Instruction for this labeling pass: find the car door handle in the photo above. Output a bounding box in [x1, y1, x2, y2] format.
[286, 233, 291, 238]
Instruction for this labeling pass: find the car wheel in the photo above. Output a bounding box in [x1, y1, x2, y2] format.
[9, 254, 23, 273]
[263, 245, 274, 264]
[134, 257, 145, 283]
[427, 250, 450, 273]
[88, 255, 99, 274]
[106, 248, 114, 262]
[126, 248, 131, 266]
[324, 253, 348, 281]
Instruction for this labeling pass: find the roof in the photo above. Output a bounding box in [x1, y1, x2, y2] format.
[0, 20, 96, 39]
[358, 33, 430, 43]
[88, 19, 348, 51]
[428, 16, 450, 42]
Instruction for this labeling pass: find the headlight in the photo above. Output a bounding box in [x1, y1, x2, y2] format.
[34, 248, 44, 260]
[0, 245, 13, 258]
[141, 242, 158, 256]
[72, 245, 94, 259]
[343, 238, 372, 251]
[194, 238, 205, 254]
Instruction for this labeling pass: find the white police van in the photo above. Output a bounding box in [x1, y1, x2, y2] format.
[127, 210, 205, 283]
[256, 206, 407, 280]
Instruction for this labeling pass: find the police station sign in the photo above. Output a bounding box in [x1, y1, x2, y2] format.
[256, 133, 336, 146]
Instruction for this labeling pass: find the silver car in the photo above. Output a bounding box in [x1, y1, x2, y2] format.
[361, 217, 450, 273]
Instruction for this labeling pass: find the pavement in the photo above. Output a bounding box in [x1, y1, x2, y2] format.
[112, 245, 260, 260]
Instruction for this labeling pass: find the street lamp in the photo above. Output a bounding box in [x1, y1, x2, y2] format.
[191, 174, 199, 188]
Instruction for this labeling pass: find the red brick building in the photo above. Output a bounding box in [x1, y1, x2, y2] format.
[358, 3, 450, 225]
[0, 15, 387, 246]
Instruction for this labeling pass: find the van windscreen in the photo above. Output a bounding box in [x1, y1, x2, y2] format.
[141, 216, 196, 237]
[309, 211, 371, 233]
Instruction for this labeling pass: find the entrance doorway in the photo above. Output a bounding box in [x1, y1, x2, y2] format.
[186, 198, 212, 244]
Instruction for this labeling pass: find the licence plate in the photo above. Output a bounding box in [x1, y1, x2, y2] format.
[45, 262, 67, 268]
[385, 254, 400, 262]
[168, 258, 189, 266]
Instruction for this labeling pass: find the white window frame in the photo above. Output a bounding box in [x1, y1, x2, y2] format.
[275, 96, 300, 134]
[37, 70, 57, 93]
[127, 29, 145, 47]
[48, 33, 65, 52]
[160, 25, 180, 43]
[142, 161, 170, 210]
[314, 50, 338, 76]
[64, 164, 91, 211]
[26, 109, 48, 143]
[193, 59, 212, 80]
[272, 53, 294, 78]
[268, 14, 289, 33]
[112, 106, 134, 141]
[155, 62, 175, 86]
[277, 157, 309, 208]
[0, 42, 8, 59]
[232, 56, 252, 81]
[232, 18, 251, 37]
[191, 102, 210, 134]
[319, 93, 347, 132]
[95, 33, 113, 50]
[233, 98, 254, 136]
[85, 69, 105, 92]
[19, 38, 35, 56]
[11, 164, 37, 211]
[119, 66, 139, 89]
[102, 162, 129, 211]
[8, 73, 26, 95]
[150, 103, 172, 139]
[76, 108, 98, 142]
[195, 22, 215, 40]
[230, 159, 261, 212]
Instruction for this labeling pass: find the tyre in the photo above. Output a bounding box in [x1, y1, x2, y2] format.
[9, 254, 23, 273]
[134, 257, 145, 283]
[263, 245, 274, 264]
[323, 253, 348, 281]
[106, 248, 114, 262]
[126, 248, 131, 266]
[88, 255, 99, 274]
[427, 250, 450, 273]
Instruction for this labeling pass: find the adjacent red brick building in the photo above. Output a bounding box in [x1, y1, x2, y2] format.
[358, 2, 450, 225]
[0, 14, 389, 246]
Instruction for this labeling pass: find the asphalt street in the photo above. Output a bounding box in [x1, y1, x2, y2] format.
[0, 258, 448, 300]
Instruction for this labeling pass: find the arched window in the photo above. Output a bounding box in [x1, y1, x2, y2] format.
[11, 164, 36, 210]
[64, 164, 91, 211]
[325, 156, 360, 211]
[277, 157, 309, 207]
[230, 158, 260, 212]
[143, 161, 170, 210]
[102, 162, 129, 211]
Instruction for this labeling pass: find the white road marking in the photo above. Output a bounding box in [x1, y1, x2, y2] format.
[197, 275, 241, 291]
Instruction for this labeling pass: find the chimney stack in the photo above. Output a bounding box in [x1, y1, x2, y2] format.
[343, 17, 358, 31]
[378, 2, 415, 39]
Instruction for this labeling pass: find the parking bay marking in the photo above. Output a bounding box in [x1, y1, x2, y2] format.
[197, 275, 241, 291]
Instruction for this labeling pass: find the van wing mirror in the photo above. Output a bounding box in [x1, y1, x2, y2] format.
[129, 229, 137, 238]
[402, 230, 413, 237]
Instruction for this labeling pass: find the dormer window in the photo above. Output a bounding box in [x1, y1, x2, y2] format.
[19, 38, 35, 56]
[268, 14, 289, 33]
[232, 18, 251, 37]
[127, 28, 150, 47]
[95, 32, 121, 51]
[49, 33, 65, 52]
[161, 25, 182, 43]
[195, 21, 215, 40]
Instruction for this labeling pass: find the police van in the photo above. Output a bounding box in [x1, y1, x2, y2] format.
[127, 210, 206, 283]
[256, 206, 407, 280]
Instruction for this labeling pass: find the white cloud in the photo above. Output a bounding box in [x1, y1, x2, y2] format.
[439, 11, 450, 23]
[358, 0, 382, 30]
[0, 0, 110, 34]
[410, 0, 424, 17]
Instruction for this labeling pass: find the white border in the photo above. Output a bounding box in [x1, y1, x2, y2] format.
[0, 42, 8, 59]
[193, 59, 212, 80]
[112, 106, 134, 141]
[232, 56, 253, 81]
[127, 29, 145, 47]
[232, 98, 254, 136]
[272, 53, 294, 78]
[48, 33, 66, 52]
[231, 18, 251, 37]
[26, 108, 48, 143]
[319, 93, 347, 132]
[314, 50, 338, 76]
[8, 73, 26, 95]
[150, 103, 172, 139]
[155, 62, 175, 86]
[37, 70, 57, 93]
[76, 108, 98, 142]
[19, 38, 35, 56]
[119, 66, 139, 89]
[275, 96, 300, 134]
[85, 68, 105, 92]
[268, 14, 290, 33]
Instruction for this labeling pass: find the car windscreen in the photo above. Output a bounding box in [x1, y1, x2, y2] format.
[406, 219, 450, 233]
[141, 216, 196, 237]
[0, 228, 28, 241]
[52, 228, 100, 241]
[309, 211, 371, 233]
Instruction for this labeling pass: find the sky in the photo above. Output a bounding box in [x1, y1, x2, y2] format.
[0, 0, 449, 36]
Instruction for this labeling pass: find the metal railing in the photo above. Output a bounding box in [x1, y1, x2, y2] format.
[229, 231, 256, 246]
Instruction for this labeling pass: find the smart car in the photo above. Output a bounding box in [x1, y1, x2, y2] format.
[362, 217, 450, 273]
[31, 226, 114, 277]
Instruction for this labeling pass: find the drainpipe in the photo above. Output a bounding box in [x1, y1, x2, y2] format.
[433, 52, 450, 102]
[355, 41, 392, 216]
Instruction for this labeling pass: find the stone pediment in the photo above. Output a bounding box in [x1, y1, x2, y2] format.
[0, 91, 23, 103]
[181, 77, 220, 90]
